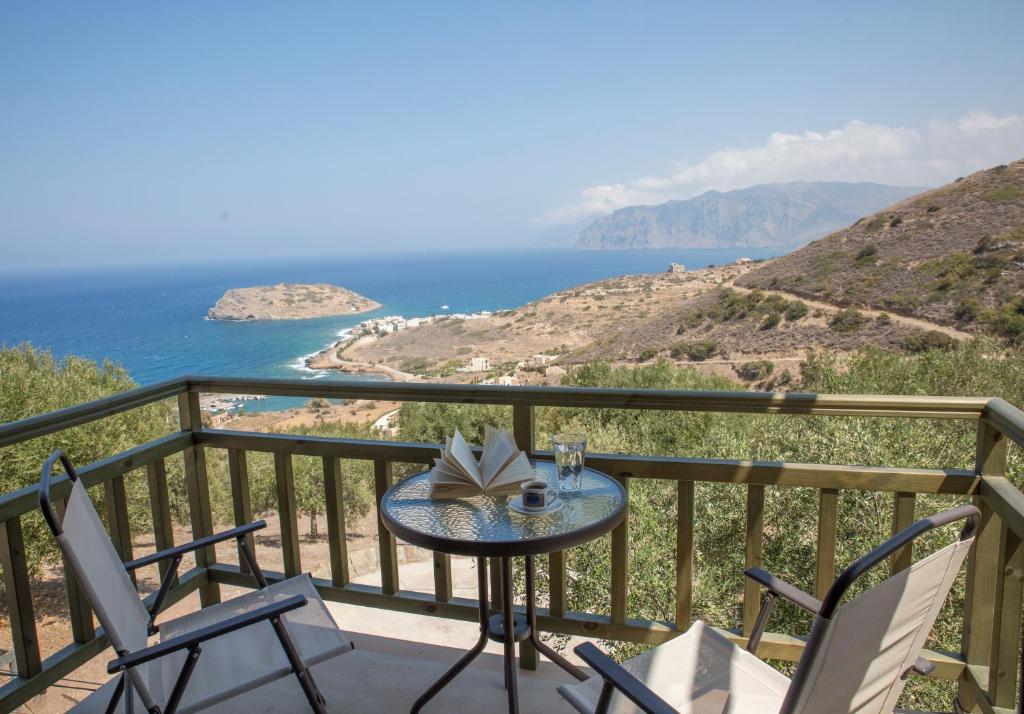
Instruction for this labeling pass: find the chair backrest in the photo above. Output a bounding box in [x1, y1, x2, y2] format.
[782, 505, 978, 714]
[40, 451, 159, 709]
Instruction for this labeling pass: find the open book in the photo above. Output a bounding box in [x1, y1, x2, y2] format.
[429, 426, 534, 498]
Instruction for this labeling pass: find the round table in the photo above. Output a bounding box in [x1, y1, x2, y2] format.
[380, 461, 626, 714]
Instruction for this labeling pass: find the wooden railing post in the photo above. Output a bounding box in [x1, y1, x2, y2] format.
[274, 453, 302, 577]
[178, 391, 220, 605]
[374, 460, 399, 595]
[104, 475, 134, 583]
[675, 480, 694, 629]
[815, 488, 838, 600]
[987, 521, 1023, 708]
[890, 492, 917, 575]
[512, 405, 539, 669]
[146, 458, 176, 582]
[0, 517, 42, 678]
[228, 449, 255, 575]
[610, 473, 630, 626]
[323, 457, 350, 587]
[743, 485, 765, 637]
[960, 419, 1008, 710]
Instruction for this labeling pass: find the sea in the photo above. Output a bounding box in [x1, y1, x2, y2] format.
[0, 248, 781, 411]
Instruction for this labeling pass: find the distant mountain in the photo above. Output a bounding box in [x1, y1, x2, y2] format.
[736, 160, 1024, 340]
[574, 182, 927, 251]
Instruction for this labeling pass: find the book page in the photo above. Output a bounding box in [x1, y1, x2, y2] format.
[446, 429, 482, 486]
[478, 426, 520, 487]
[486, 451, 534, 490]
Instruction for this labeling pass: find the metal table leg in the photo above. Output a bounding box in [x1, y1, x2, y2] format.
[500, 556, 519, 713]
[524, 555, 588, 681]
[411, 557, 491, 713]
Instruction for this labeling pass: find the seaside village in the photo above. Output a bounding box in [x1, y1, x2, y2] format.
[354, 311, 566, 385]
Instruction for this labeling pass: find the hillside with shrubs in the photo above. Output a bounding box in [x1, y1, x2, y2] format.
[737, 160, 1024, 342]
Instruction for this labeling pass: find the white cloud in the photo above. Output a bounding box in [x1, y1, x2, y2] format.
[536, 111, 1024, 225]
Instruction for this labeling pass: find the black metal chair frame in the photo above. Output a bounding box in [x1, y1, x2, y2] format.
[40, 450, 329, 714]
[574, 504, 980, 714]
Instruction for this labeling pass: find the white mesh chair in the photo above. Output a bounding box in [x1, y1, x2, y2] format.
[40, 450, 354, 714]
[559, 505, 979, 714]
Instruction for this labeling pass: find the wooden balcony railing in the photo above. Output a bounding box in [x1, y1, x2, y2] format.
[0, 377, 1021, 713]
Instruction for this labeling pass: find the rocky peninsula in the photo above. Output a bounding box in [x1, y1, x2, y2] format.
[208, 283, 381, 321]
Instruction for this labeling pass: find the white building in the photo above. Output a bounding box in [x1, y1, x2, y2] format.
[497, 375, 516, 386]
[468, 356, 490, 372]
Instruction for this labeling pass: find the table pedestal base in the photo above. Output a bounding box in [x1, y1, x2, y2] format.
[410, 555, 588, 714]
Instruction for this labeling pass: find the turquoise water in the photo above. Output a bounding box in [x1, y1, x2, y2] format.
[0, 248, 779, 410]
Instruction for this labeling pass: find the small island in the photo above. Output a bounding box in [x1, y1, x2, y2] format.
[208, 283, 381, 321]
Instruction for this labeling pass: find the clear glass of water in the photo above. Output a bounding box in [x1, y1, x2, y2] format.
[553, 433, 586, 492]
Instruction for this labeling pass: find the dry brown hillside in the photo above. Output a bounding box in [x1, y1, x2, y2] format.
[736, 160, 1024, 342]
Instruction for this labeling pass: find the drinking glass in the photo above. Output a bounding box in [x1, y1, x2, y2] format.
[553, 433, 586, 492]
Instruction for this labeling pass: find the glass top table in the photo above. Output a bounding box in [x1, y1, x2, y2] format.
[380, 460, 627, 558]
[380, 460, 627, 713]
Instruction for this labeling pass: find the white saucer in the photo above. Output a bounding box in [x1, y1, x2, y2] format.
[508, 495, 563, 516]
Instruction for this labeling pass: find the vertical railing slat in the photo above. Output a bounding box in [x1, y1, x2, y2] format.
[960, 420, 1007, 711]
[322, 456, 350, 587]
[987, 522, 1023, 708]
[549, 551, 566, 618]
[374, 460, 399, 595]
[0, 517, 41, 678]
[178, 391, 220, 605]
[512, 404, 538, 669]
[815, 488, 838, 600]
[274, 453, 302, 577]
[890, 491, 916, 575]
[146, 459, 176, 582]
[104, 475, 134, 583]
[54, 499, 95, 644]
[610, 474, 630, 626]
[743, 485, 765, 637]
[432, 551, 452, 603]
[675, 480, 694, 629]
[228, 449, 255, 575]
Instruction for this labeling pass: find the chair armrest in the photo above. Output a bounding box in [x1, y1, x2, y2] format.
[744, 567, 822, 614]
[574, 642, 678, 714]
[125, 521, 267, 571]
[108, 593, 306, 673]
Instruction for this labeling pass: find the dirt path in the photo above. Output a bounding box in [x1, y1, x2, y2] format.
[727, 284, 974, 340]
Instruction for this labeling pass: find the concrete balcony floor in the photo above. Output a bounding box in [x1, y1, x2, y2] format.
[31, 556, 592, 713]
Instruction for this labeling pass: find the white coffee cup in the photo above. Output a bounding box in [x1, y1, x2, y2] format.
[520, 480, 557, 511]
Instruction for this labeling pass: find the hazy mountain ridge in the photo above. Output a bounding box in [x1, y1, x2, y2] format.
[574, 181, 927, 251]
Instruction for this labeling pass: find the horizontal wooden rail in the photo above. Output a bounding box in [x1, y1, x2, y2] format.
[197, 429, 978, 494]
[0, 378, 186, 448]
[185, 375, 988, 418]
[983, 398, 1024, 448]
[980, 476, 1024, 539]
[0, 430, 193, 522]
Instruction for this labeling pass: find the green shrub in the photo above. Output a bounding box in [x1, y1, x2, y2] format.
[761, 311, 781, 330]
[671, 340, 717, 361]
[784, 301, 809, 321]
[955, 299, 980, 322]
[855, 244, 878, 264]
[736, 360, 775, 381]
[829, 308, 866, 332]
[638, 348, 658, 362]
[876, 312, 892, 325]
[902, 330, 957, 352]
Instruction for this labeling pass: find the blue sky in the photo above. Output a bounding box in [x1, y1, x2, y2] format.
[2, 1, 1023, 268]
